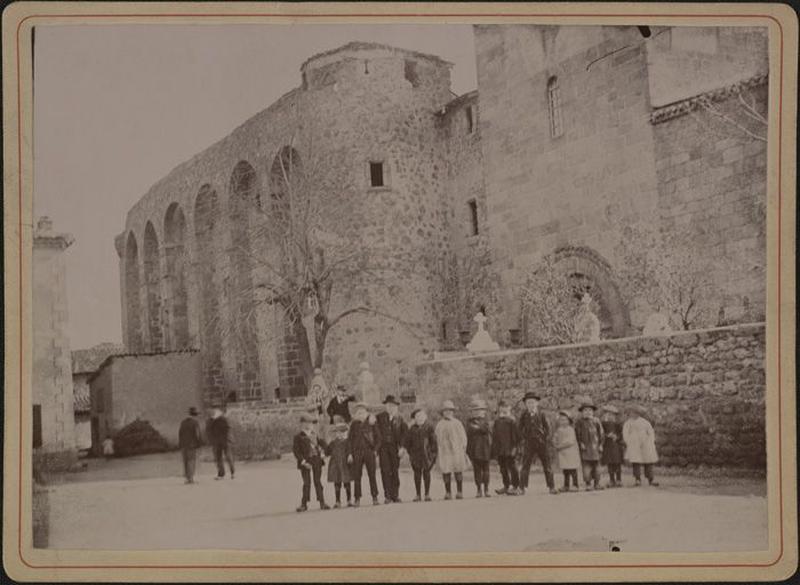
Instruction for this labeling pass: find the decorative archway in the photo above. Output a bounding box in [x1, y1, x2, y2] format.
[143, 221, 164, 352]
[551, 246, 630, 338]
[124, 232, 143, 352]
[228, 161, 261, 401]
[164, 203, 190, 349]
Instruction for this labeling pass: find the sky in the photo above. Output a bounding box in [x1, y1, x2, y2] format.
[33, 24, 477, 350]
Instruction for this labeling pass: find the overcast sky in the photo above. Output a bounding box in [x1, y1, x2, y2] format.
[33, 24, 477, 350]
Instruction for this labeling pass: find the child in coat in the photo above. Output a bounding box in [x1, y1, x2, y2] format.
[435, 400, 469, 500]
[292, 412, 330, 512]
[325, 422, 353, 507]
[492, 400, 521, 495]
[622, 405, 660, 486]
[574, 400, 605, 491]
[466, 399, 492, 498]
[553, 410, 581, 492]
[404, 408, 438, 501]
[600, 405, 625, 488]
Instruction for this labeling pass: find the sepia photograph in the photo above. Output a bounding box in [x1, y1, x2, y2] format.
[3, 2, 797, 582]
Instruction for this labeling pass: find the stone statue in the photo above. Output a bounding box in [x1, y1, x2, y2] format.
[575, 293, 601, 343]
[355, 361, 380, 405]
[466, 311, 500, 353]
[643, 309, 672, 336]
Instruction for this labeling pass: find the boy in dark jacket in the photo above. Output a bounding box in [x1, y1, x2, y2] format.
[518, 392, 558, 495]
[404, 408, 437, 502]
[292, 412, 330, 512]
[375, 395, 408, 504]
[600, 405, 624, 487]
[466, 399, 492, 498]
[348, 402, 382, 506]
[492, 400, 521, 495]
[574, 400, 605, 491]
[326, 385, 356, 424]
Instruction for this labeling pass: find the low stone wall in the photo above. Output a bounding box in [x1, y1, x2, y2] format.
[226, 402, 311, 460]
[415, 323, 766, 469]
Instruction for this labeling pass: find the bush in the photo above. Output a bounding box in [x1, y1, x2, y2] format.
[113, 419, 171, 457]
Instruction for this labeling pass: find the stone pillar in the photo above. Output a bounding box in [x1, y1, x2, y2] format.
[32, 216, 77, 470]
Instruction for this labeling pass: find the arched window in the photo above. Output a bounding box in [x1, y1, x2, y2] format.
[143, 221, 164, 352]
[164, 203, 189, 349]
[547, 76, 563, 138]
[124, 232, 143, 352]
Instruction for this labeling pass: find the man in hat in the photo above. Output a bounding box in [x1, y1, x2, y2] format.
[574, 399, 605, 490]
[178, 406, 203, 484]
[376, 395, 408, 503]
[206, 408, 235, 480]
[518, 392, 558, 495]
[349, 402, 382, 506]
[292, 412, 330, 512]
[326, 384, 356, 425]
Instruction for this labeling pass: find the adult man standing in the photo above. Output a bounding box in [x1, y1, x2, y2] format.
[375, 395, 408, 503]
[349, 403, 382, 506]
[518, 392, 558, 495]
[178, 406, 203, 484]
[207, 408, 235, 480]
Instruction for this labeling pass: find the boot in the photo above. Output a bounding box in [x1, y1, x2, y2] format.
[424, 494, 432, 502]
[372, 496, 380, 506]
[320, 501, 331, 510]
[476, 487, 483, 498]
[296, 503, 308, 513]
[413, 495, 422, 502]
[353, 498, 361, 507]
[444, 492, 452, 500]
[483, 485, 491, 498]
[495, 486, 508, 495]
[334, 501, 341, 509]
[456, 491, 463, 500]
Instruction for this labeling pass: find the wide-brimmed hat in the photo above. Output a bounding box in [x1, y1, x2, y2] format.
[602, 405, 620, 414]
[333, 422, 349, 432]
[558, 410, 573, 422]
[440, 400, 457, 412]
[578, 400, 597, 412]
[628, 404, 646, 416]
[188, 406, 199, 416]
[410, 408, 425, 419]
[335, 384, 347, 392]
[353, 402, 369, 411]
[382, 394, 400, 405]
[299, 412, 318, 423]
[523, 392, 541, 402]
[469, 399, 488, 411]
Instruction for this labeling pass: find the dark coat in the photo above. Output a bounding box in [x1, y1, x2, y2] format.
[404, 421, 437, 470]
[325, 437, 352, 483]
[178, 417, 202, 449]
[601, 420, 625, 465]
[326, 395, 355, 424]
[491, 416, 520, 458]
[574, 416, 605, 462]
[206, 416, 232, 446]
[292, 431, 327, 470]
[466, 417, 492, 462]
[375, 411, 408, 453]
[348, 418, 381, 458]
[519, 410, 549, 447]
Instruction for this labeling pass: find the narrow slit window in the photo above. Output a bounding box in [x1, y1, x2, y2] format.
[441, 321, 448, 341]
[547, 76, 563, 138]
[468, 199, 479, 236]
[466, 105, 475, 134]
[370, 162, 385, 187]
[33, 404, 42, 448]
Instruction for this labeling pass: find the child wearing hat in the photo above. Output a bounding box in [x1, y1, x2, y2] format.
[574, 400, 605, 491]
[435, 400, 469, 500]
[292, 412, 330, 512]
[518, 392, 558, 495]
[325, 422, 353, 507]
[600, 405, 625, 488]
[348, 402, 382, 506]
[553, 410, 581, 492]
[492, 400, 521, 495]
[466, 399, 493, 498]
[622, 405, 659, 487]
[375, 394, 408, 504]
[326, 385, 356, 424]
[404, 408, 438, 501]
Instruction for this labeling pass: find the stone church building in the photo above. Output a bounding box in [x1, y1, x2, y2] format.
[116, 25, 767, 406]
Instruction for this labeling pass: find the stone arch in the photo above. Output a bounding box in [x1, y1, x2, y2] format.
[124, 231, 144, 352]
[227, 161, 261, 401]
[143, 221, 164, 351]
[164, 202, 190, 349]
[551, 246, 630, 338]
[194, 185, 224, 404]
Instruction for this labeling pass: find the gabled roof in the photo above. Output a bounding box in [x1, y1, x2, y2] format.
[72, 342, 126, 374]
[87, 348, 201, 384]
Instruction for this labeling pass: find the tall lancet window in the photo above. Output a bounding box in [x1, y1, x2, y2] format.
[547, 76, 563, 138]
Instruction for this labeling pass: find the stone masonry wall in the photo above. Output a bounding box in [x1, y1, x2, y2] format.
[415, 323, 766, 469]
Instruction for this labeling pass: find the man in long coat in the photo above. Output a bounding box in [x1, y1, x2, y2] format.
[178, 406, 203, 484]
[375, 395, 408, 503]
[206, 408, 235, 479]
[349, 403, 382, 506]
[518, 392, 558, 494]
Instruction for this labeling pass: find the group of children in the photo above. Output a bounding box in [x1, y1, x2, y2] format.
[292, 390, 659, 512]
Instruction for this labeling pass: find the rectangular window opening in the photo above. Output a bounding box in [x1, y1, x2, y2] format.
[33, 404, 42, 449]
[468, 199, 479, 236]
[370, 162, 385, 187]
[466, 106, 475, 134]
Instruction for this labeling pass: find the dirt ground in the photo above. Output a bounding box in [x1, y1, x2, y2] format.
[44, 451, 767, 553]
